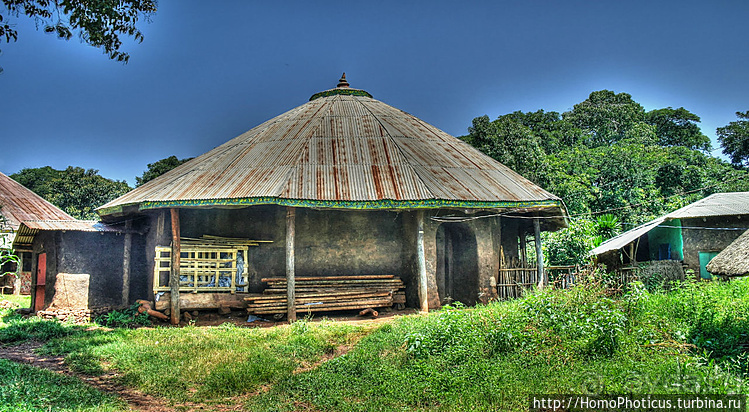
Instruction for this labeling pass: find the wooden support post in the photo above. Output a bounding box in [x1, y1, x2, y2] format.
[629, 242, 636, 266]
[416, 210, 429, 313]
[170, 208, 181, 325]
[519, 227, 527, 267]
[445, 233, 453, 299]
[122, 220, 133, 307]
[534, 218, 546, 289]
[286, 207, 296, 322]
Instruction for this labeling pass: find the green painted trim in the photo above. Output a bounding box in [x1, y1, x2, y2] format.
[309, 89, 373, 101]
[97, 205, 124, 216]
[122, 197, 562, 212]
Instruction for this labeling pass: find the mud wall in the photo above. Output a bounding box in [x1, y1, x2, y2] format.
[141, 206, 504, 310]
[162, 206, 405, 294]
[682, 215, 748, 271]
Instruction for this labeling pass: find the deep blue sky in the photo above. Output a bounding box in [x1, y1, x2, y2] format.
[2, 1, 747, 185]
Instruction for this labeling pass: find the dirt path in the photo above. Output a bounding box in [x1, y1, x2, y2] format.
[1, 341, 179, 412]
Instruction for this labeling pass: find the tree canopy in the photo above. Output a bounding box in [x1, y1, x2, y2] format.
[136, 155, 193, 187]
[717, 111, 749, 167]
[645, 107, 711, 151]
[0, 0, 157, 68]
[11, 166, 131, 220]
[463, 115, 546, 183]
[562, 90, 646, 147]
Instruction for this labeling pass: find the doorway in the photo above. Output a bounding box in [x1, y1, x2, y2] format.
[436, 223, 479, 306]
[698, 251, 719, 280]
[33, 253, 46, 312]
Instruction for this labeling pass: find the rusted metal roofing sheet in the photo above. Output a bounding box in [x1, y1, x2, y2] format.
[20, 220, 122, 232]
[12, 220, 126, 249]
[98, 81, 563, 217]
[666, 192, 749, 219]
[0, 172, 74, 231]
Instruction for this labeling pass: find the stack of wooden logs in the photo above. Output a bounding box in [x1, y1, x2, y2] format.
[245, 275, 406, 315]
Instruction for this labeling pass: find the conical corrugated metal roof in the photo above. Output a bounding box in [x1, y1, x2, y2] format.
[0, 172, 75, 231]
[98, 76, 563, 217]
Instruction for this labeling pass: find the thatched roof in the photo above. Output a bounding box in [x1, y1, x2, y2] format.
[98, 75, 564, 222]
[0, 172, 74, 232]
[706, 228, 749, 277]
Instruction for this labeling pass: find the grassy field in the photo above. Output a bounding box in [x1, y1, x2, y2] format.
[1, 277, 747, 411]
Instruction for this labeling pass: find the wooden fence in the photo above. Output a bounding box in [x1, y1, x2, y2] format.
[496, 266, 538, 299]
[496, 263, 671, 300]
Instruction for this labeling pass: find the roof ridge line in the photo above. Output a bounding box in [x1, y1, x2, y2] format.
[355, 97, 434, 201]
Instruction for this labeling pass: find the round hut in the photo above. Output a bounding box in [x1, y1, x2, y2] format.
[98, 75, 567, 321]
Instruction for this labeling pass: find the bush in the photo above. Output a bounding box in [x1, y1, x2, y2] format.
[95, 303, 150, 328]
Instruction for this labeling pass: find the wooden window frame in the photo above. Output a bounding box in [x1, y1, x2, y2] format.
[154, 245, 249, 294]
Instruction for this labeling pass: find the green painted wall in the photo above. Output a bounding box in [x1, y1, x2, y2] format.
[647, 218, 684, 260]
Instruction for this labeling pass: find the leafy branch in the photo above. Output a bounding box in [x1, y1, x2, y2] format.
[1, 0, 157, 65]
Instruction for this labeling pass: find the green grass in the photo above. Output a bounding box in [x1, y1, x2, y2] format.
[0, 307, 85, 343]
[244, 279, 749, 411]
[1, 278, 747, 411]
[0, 293, 31, 309]
[38, 319, 368, 403]
[0, 359, 126, 411]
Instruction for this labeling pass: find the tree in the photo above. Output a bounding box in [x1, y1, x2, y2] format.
[717, 111, 749, 167]
[0, 0, 157, 68]
[562, 90, 646, 147]
[11, 166, 131, 220]
[136, 155, 193, 187]
[8, 165, 58, 199]
[0, 207, 20, 294]
[542, 218, 596, 266]
[463, 91, 749, 239]
[645, 107, 711, 151]
[497, 110, 584, 154]
[592, 214, 620, 246]
[462, 115, 546, 183]
[0, 246, 20, 292]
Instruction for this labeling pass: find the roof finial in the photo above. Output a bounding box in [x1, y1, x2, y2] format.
[337, 73, 349, 89]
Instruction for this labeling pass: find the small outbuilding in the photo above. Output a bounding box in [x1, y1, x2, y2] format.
[0, 172, 74, 296]
[591, 192, 749, 279]
[13, 219, 141, 312]
[91, 75, 568, 321]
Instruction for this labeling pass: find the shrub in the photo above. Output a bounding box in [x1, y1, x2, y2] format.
[95, 302, 150, 328]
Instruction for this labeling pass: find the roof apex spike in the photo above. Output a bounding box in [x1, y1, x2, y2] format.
[309, 74, 372, 101]
[337, 73, 349, 89]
